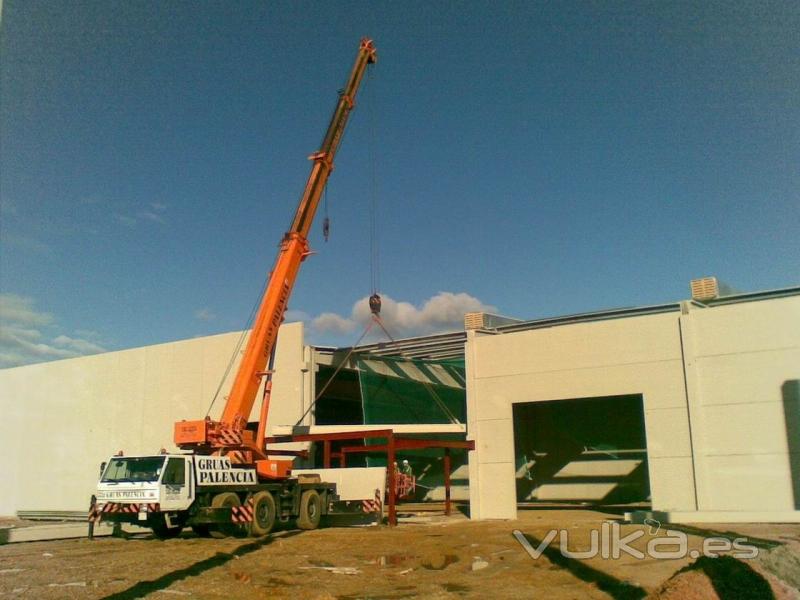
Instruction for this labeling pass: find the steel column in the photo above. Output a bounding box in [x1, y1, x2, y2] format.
[444, 448, 451, 516]
[387, 433, 396, 526]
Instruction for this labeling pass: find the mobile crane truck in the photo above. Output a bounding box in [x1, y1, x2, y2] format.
[89, 38, 377, 539]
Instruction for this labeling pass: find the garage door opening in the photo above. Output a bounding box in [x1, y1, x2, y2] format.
[513, 394, 650, 506]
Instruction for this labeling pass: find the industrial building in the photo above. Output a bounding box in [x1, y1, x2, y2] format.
[1, 282, 798, 523]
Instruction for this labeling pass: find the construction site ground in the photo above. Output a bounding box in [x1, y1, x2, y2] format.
[1, 506, 799, 599]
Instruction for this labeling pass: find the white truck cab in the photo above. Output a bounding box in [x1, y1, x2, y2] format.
[96, 454, 193, 512]
[91, 453, 334, 539]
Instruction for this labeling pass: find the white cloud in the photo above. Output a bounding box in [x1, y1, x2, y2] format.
[0, 326, 75, 366]
[309, 291, 497, 339]
[4, 233, 52, 254]
[0, 293, 108, 368]
[139, 210, 166, 224]
[312, 312, 357, 335]
[53, 335, 107, 354]
[114, 202, 168, 227]
[0, 294, 53, 326]
[74, 328, 102, 339]
[194, 307, 216, 322]
[114, 213, 137, 227]
[284, 309, 310, 323]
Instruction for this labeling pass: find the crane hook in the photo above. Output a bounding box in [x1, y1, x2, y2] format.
[322, 216, 330, 242]
[369, 293, 381, 315]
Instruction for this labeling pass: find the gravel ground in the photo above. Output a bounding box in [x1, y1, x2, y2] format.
[0, 509, 797, 599]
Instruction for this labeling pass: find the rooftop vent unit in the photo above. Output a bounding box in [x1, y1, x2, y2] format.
[690, 276, 741, 302]
[690, 276, 720, 301]
[464, 312, 522, 331]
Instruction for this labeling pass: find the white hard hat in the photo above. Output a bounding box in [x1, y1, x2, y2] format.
[402, 459, 409, 464]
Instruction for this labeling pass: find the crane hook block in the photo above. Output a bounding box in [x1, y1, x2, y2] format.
[369, 294, 382, 315]
[322, 217, 330, 242]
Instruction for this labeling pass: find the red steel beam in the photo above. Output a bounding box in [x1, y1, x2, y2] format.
[263, 449, 309, 458]
[264, 430, 472, 527]
[265, 429, 394, 444]
[339, 439, 475, 454]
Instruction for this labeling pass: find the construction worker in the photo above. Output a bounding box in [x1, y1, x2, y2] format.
[401, 459, 413, 477]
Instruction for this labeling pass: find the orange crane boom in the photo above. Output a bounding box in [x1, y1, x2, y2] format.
[174, 39, 377, 477]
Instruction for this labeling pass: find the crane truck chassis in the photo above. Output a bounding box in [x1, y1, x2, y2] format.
[90, 454, 334, 538]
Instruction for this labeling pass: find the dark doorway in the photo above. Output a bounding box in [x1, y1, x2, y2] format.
[513, 395, 650, 505]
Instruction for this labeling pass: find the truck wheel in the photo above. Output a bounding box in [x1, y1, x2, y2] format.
[151, 515, 183, 540]
[297, 490, 322, 530]
[249, 491, 276, 537]
[210, 492, 244, 538]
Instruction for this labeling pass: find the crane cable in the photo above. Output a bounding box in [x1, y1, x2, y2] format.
[204, 268, 272, 417]
[299, 307, 460, 427]
[360, 70, 458, 425]
[209, 66, 369, 420]
[370, 316, 461, 425]
[212, 64, 456, 427]
[367, 66, 380, 296]
[293, 317, 377, 426]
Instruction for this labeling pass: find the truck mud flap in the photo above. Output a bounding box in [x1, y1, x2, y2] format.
[191, 504, 253, 525]
[324, 499, 383, 527]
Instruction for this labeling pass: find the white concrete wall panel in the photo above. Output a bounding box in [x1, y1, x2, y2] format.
[474, 462, 517, 520]
[467, 313, 697, 520]
[473, 314, 682, 380]
[691, 297, 799, 356]
[643, 406, 694, 459]
[467, 294, 800, 521]
[647, 457, 698, 512]
[700, 402, 793, 456]
[474, 364, 688, 414]
[474, 419, 515, 464]
[702, 454, 796, 511]
[684, 297, 800, 514]
[0, 323, 307, 516]
[695, 350, 800, 407]
[263, 322, 307, 434]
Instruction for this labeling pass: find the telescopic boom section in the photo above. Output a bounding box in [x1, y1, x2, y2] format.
[174, 39, 376, 457]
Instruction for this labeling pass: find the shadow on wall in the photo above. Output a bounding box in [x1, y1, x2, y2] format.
[783, 380, 800, 510]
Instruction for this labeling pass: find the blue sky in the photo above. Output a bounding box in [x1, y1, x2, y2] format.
[1, 1, 798, 367]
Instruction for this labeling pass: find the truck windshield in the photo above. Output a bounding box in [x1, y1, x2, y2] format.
[101, 457, 166, 483]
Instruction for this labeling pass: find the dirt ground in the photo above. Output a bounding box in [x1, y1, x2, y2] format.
[0, 508, 798, 599]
